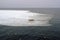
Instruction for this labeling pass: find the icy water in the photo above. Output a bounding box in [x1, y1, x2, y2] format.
[0, 8, 60, 40]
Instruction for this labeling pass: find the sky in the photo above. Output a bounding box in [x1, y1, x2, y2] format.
[0, 0, 60, 8]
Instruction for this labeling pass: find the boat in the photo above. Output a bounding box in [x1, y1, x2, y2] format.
[0, 10, 52, 26]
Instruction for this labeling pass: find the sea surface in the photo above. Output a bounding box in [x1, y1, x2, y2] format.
[0, 8, 60, 40]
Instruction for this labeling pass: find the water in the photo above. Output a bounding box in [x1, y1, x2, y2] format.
[0, 10, 52, 26]
[0, 8, 60, 40]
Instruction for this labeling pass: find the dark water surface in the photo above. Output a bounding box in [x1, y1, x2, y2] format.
[0, 8, 60, 40]
[0, 24, 60, 40]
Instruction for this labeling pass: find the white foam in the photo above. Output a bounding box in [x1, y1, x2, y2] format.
[0, 10, 53, 26]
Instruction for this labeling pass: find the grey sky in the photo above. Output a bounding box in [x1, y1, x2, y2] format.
[0, 0, 60, 8]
